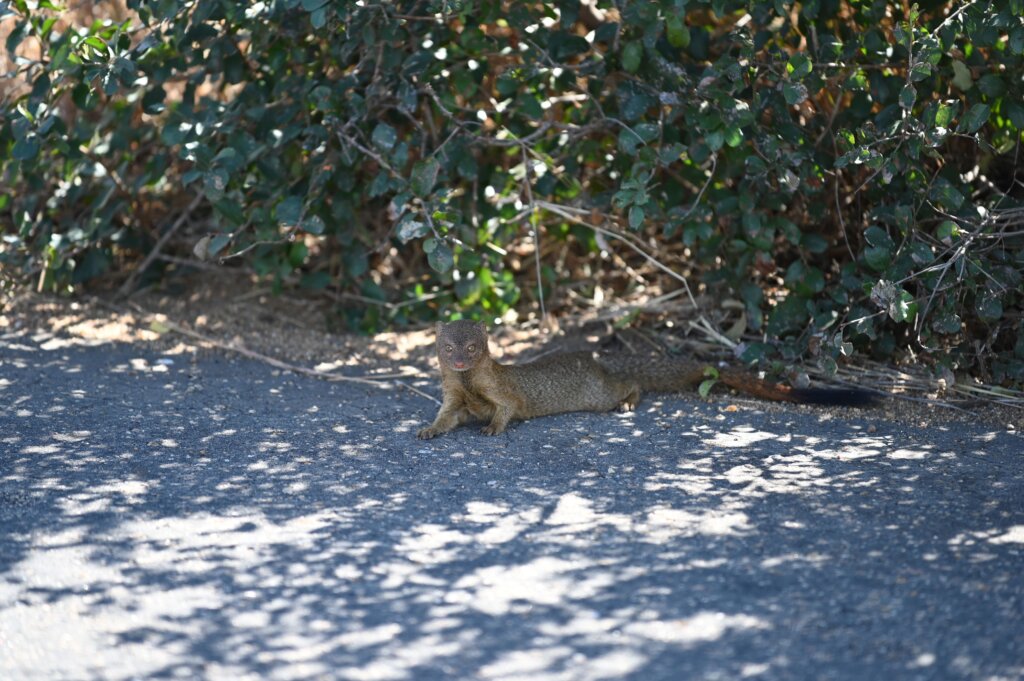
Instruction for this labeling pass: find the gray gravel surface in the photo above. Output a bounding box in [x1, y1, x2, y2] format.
[1, 332, 1022, 681]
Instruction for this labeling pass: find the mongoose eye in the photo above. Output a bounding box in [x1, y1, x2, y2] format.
[467, 344, 475, 352]
[445, 345, 453, 352]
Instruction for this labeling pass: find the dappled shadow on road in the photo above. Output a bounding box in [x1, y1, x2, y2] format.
[1, 332, 1022, 680]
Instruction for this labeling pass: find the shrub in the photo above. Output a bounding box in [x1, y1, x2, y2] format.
[2, 1, 1023, 381]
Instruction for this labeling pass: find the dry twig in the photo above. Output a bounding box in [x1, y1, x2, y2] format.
[91, 297, 441, 404]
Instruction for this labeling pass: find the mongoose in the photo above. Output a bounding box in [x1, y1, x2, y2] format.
[417, 320, 877, 438]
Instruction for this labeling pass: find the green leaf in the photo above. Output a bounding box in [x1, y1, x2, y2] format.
[301, 215, 325, 235]
[976, 74, 1004, 98]
[551, 33, 590, 60]
[951, 60, 972, 90]
[1004, 101, 1024, 131]
[397, 80, 418, 112]
[427, 241, 454, 273]
[368, 171, 390, 198]
[766, 295, 810, 336]
[909, 62, 931, 82]
[908, 242, 934, 265]
[697, 379, 716, 400]
[931, 312, 962, 334]
[1010, 27, 1024, 55]
[100, 68, 119, 95]
[786, 261, 825, 295]
[634, 123, 660, 142]
[457, 151, 478, 180]
[864, 226, 895, 250]
[142, 86, 166, 114]
[208, 234, 232, 257]
[397, 215, 428, 243]
[618, 128, 643, 156]
[50, 40, 72, 70]
[213, 199, 245, 226]
[698, 366, 719, 399]
[628, 205, 645, 230]
[665, 15, 690, 48]
[203, 168, 229, 200]
[936, 220, 960, 244]
[276, 196, 303, 228]
[929, 179, 964, 210]
[83, 35, 106, 52]
[801, 233, 829, 254]
[889, 290, 916, 323]
[739, 343, 770, 363]
[612, 188, 635, 210]
[659, 142, 686, 165]
[786, 52, 812, 80]
[12, 136, 40, 161]
[899, 83, 916, 111]
[959, 103, 990, 133]
[622, 41, 643, 73]
[621, 94, 652, 120]
[213, 147, 242, 172]
[935, 103, 954, 128]
[289, 241, 309, 268]
[516, 93, 543, 119]
[869, 280, 910, 323]
[976, 292, 1003, 322]
[864, 246, 892, 271]
[742, 211, 762, 236]
[372, 123, 397, 151]
[782, 81, 808, 106]
[410, 158, 440, 197]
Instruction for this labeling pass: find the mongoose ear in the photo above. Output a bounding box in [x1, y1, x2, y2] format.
[476, 321, 487, 332]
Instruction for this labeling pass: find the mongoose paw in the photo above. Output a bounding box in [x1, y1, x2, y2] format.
[480, 424, 505, 436]
[417, 427, 440, 440]
[619, 388, 641, 412]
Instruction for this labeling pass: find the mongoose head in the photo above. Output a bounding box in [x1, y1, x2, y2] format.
[435, 320, 489, 372]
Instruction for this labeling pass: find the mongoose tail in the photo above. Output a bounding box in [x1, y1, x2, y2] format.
[601, 357, 878, 408]
[718, 370, 879, 407]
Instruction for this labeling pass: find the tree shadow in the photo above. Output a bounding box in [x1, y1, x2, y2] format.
[1, 332, 1022, 680]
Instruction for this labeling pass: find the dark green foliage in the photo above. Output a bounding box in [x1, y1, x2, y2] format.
[2, 0, 1023, 381]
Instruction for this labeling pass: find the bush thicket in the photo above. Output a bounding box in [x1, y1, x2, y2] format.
[2, 1, 1024, 383]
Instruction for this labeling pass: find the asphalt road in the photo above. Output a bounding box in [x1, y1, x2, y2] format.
[1, 330, 1022, 681]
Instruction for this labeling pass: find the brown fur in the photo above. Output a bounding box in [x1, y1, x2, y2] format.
[417, 321, 874, 438]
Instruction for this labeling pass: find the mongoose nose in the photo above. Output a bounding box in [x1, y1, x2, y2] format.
[454, 361, 466, 369]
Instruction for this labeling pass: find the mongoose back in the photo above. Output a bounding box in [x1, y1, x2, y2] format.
[417, 320, 876, 438]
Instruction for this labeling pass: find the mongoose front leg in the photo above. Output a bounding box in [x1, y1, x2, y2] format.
[480, 403, 514, 436]
[418, 397, 468, 439]
[619, 385, 641, 412]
